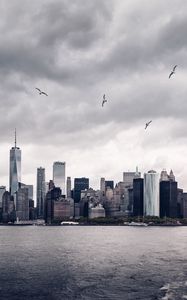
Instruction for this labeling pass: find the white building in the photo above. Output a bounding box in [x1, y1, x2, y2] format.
[89, 204, 105, 219]
[53, 162, 66, 195]
[144, 170, 159, 216]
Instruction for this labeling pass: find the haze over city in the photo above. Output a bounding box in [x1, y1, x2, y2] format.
[1, 0, 187, 193]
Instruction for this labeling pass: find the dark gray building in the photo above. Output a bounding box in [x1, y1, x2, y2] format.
[160, 181, 178, 218]
[2, 191, 15, 223]
[16, 187, 29, 221]
[73, 178, 89, 203]
[133, 178, 144, 216]
[37, 167, 46, 219]
[45, 187, 61, 223]
[105, 180, 114, 190]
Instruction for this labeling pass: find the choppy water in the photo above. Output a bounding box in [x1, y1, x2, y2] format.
[0, 226, 186, 300]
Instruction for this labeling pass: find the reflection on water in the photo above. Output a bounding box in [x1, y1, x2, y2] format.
[0, 226, 186, 300]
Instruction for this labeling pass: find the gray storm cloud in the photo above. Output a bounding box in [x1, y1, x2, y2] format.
[0, 0, 187, 191]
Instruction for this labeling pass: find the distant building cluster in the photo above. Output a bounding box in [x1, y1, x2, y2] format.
[0, 135, 187, 224]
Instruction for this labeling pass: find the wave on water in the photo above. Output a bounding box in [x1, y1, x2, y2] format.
[160, 281, 187, 300]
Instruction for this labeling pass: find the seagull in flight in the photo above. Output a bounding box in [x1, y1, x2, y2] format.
[102, 94, 107, 107]
[169, 65, 177, 79]
[145, 120, 152, 130]
[35, 87, 48, 96]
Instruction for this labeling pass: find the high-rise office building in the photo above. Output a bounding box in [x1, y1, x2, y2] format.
[66, 177, 71, 198]
[0, 186, 6, 209]
[16, 187, 29, 221]
[74, 178, 89, 203]
[45, 187, 61, 223]
[123, 168, 141, 187]
[160, 180, 178, 218]
[37, 167, 46, 219]
[133, 178, 144, 216]
[21, 183, 33, 200]
[105, 180, 114, 190]
[100, 178, 105, 195]
[53, 162, 65, 195]
[144, 170, 159, 216]
[9, 130, 21, 196]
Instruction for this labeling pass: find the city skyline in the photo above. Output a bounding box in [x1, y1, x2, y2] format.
[0, 136, 186, 201]
[1, 1, 187, 193]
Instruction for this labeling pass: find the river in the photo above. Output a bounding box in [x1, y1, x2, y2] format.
[0, 226, 186, 299]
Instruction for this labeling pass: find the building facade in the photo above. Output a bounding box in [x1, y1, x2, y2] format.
[9, 133, 21, 196]
[160, 181, 178, 218]
[53, 162, 66, 195]
[144, 170, 159, 216]
[73, 177, 89, 203]
[133, 178, 144, 216]
[16, 187, 29, 221]
[66, 177, 71, 198]
[37, 167, 46, 219]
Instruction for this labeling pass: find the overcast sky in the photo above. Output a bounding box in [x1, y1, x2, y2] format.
[1, 0, 187, 196]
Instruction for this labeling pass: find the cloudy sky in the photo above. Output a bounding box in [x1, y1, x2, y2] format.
[1, 0, 187, 196]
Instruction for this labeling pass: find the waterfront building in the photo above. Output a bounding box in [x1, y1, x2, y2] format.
[89, 204, 105, 219]
[45, 187, 61, 223]
[123, 169, 140, 187]
[122, 169, 141, 212]
[133, 178, 144, 216]
[100, 177, 105, 197]
[36, 167, 46, 219]
[183, 193, 187, 218]
[2, 191, 15, 223]
[48, 180, 55, 190]
[144, 170, 159, 216]
[16, 187, 29, 221]
[9, 130, 21, 196]
[80, 188, 100, 217]
[53, 197, 74, 221]
[105, 180, 114, 190]
[53, 162, 66, 195]
[160, 169, 169, 181]
[21, 183, 33, 200]
[160, 170, 178, 218]
[177, 188, 183, 218]
[73, 177, 89, 203]
[66, 177, 71, 198]
[0, 186, 6, 209]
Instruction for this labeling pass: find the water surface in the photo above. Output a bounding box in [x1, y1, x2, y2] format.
[0, 226, 186, 299]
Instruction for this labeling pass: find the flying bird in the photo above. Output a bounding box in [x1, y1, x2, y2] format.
[102, 94, 107, 107]
[169, 65, 177, 78]
[35, 88, 48, 96]
[145, 120, 152, 130]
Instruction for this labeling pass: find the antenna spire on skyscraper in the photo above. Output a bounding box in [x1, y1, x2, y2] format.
[15, 128, 17, 148]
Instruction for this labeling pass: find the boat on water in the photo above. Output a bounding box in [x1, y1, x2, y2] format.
[61, 221, 79, 225]
[128, 222, 148, 227]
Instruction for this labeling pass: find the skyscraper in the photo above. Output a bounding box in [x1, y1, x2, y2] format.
[133, 178, 144, 216]
[100, 178, 105, 196]
[123, 169, 141, 187]
[37, 167, 46, 219]
[53, 162, 65, 195]
[144, 170, 159, 216]
[66, 177, 71, 198]
[16, 187, 29, 221]
[74, 178, 89, 203]
[9, 130, 21, 196]
[160, 170, 178, 218]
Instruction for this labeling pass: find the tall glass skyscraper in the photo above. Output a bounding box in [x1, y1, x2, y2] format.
[144, 170, 159, 216]
[53, 162, 65, 195]
[9, 130, 21, 196]
[37, 167, 46, 219]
